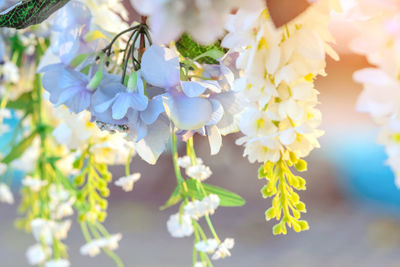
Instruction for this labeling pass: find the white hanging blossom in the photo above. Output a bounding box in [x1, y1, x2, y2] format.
[22, 176, 48, 192]
[211, 238, 235, 260]
[186, 164, 212, 181]
[26, 244, 52, 266]
[44, 259, 70, 267]
[80, 233, 122, 257]
[350, 0, 400, 187]
[0, 183, 14, 204]
[166, 213, 194, 238]
[184, 194, 220, 220]
[222, 0, 340, 233]
[195, 239, 219, 253]
[129, 0, 255, 45]
[114, 173, 141, 192]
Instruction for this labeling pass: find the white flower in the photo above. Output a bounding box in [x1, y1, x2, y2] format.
[49, 184, 75, 219]
[184, 194, 220, 220]
[31, 219, 71, 245]
[53, 220, 72, 241]
[114, 173, 141, 192]
[194, 262, 205, 267]
[167, 213, 194, 238]
[101, 233, 122, 250]
[45, 259, 70, 267]
[26, 244, 51, 265]
[186, 164, 212, 181]
[211, 238, 235, 260]
[0, 183, 13, 204]
[31, 219, 54, 245]
[201, 194, 220, 216]
[2, 61, 19, 83]
[80, 240, 103, 257]
[130, 0, 248, 45]
[80, 233, 122, 257]
[22, 176, 48, 192]
[177, 156, 203, 168]
[195, 239, 218, 253]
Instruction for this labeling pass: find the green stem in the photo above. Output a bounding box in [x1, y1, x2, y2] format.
[205, 215, 220, 243]
[80, 222, 92, 242]
[171, 132, 184, 184]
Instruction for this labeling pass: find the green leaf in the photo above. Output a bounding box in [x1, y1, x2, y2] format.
[193, 48, 225, 62]
[0, 0, 70, 29]
[6, 92, 33, 110]
[2, 130, 37, 164]
[185, 179, 246, 207]
[160, 186, 182, 210]
[176, 33, 227, 64]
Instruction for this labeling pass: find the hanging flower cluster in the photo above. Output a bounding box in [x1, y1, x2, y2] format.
[1, 0, 384, 266]
[222, 0, 340, 234]
[350, 0, 400, 187]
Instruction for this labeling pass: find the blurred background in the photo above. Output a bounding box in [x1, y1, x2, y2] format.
[2, 1, 400, 267]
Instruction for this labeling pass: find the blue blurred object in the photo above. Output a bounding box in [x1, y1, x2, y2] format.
[0, 114, 23, 187]
[327, 130, 400, 208]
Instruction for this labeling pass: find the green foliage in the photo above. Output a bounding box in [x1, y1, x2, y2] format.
[259, 159, 309, 235]
[0, 0, 70, 29]
[185, 179, 246, 207]
[74, 152, 112, 223]
[1, 130, 38, 164]
[176, 33, 227, 64]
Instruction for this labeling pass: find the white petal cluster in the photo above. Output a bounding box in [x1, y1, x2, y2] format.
[195, 239, 218, 253]
[78, 0, 128, 33]
[52, 107, 135, 165]
[0, 183, 14, 204]
[350, 0, 400, 187]
[31, 219, 71, 246]
[177, 156, 212, 181]
[186, 165, 212, 181]
[22, 176, 48, 192]
[130, 0, 253, 45]
[166, 213, 194, 238]
[211, 238, 235, 260]
[114, 173, 141, 192]
[80, 233, 122, 257]
[49, 184, 76, 219]
[26, 244, 51, 265]
[183, 194, 220, 220]
[223, 0, 339, 164]
[194, 237, 235, 260]
[177, 156, 203, 168]
[44, 259, 70, 267]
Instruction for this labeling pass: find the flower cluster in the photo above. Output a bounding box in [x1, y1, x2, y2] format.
[222, 0, 340, 234]
[350, 0, 400, 187]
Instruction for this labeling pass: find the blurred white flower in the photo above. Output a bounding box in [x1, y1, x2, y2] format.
[186, 164, 212, 181]
[0, 183, 13, 204]
[22, 176, 48, 192]
[167, 213, 194, 238]
[211, 238, 234, 260]
[195, 239, 218, 253]
[114, 173, 141, 192]
[80, 240, 103, 257]
[26, 244, 51, 265]
[184, 194, 220, 220]
[177, 156, 203, 168]
[45, 259, 70, 267]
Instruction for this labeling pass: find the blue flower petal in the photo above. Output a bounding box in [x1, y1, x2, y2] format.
[140, 95, 164, 125]
[163, 93, 213, 130]
[141, 45, 180, 88]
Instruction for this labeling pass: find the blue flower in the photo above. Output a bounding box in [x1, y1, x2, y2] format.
[41, 63, 93, 113]
[140, 45, 240, 154]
